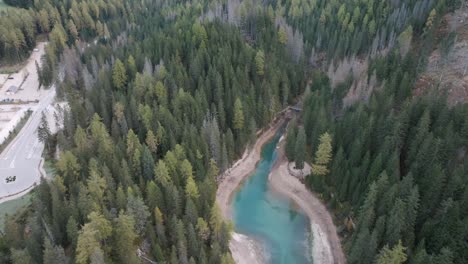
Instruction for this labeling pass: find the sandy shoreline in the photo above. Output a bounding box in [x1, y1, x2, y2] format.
[268, 142, 346, 264]
[229, 232, 268, 264]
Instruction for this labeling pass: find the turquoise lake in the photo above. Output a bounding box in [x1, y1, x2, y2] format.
[232, 130, 311, 264]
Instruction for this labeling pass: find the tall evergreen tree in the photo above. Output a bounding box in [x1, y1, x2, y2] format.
[375, 240, 407, 264]
[112, 59, 127, 90]
[294, 126, 306, 170]
[311, 132, 332, 176]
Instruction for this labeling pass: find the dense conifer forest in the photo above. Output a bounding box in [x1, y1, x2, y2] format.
[283, 0, 468, 263]
[0, 0, 466, 263]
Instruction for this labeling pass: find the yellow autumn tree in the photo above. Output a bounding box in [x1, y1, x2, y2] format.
[311, 132, 332, 176]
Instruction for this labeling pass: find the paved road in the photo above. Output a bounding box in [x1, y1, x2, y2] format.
[0, 88, 55, 202]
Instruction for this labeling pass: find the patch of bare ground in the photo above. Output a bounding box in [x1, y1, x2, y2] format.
[415, 7, 468, 105]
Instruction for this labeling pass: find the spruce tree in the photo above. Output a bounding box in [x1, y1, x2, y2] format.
[285, 124, 296, 161]
[233, 98, 244, 131]
[37, 112, 51, 150]
[112, 59, 127, 90]
[255, 50, 265, 76]
[311, 132, 332, 176]
[375, 240, 407, 264]
[294, 126, 306, 170]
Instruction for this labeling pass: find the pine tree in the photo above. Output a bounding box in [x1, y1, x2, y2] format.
[141, 146, 155, 180]
[385, 199, 406, 246]
[126, 195, 150, 235]
[112, 59, 127, 90]
[87, 160, 107, 207]
[375, 240, 407, 264]
[146, 130, 158, 153]
[294, 126, 306, 170]
[285, 121, 297, 161]
[113, 212, 139, 263]
[196, 218, 210, 241]
[155, 160, 170, 186]
[187, 224, 198, 260]
[145, 181, 161, 211]
[424, 9, 437, 34]
[116, 185, 127, 211]
[248, 118, 257, 147]
[233, 98, 244, 131]
[154, 207, 167, 248]
[76, 225, 102, 264]
[255, 50, 265, 76]
[66, 216, 79, 250]
[278, 27, 288, 45]
[37, 112, 51, 150]
[43, 237, 67, 264]
[56, 151, 80, 184]
[185, 176, 200, 200]
[209, 203, 223, 240]
[311, 132, 332, 176]
[127, 55, 137, 80]
[10, 249, 33, 264]
[36, 60, 43, 88]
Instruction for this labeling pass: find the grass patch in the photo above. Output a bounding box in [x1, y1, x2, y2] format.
[0, 192, 33, 231]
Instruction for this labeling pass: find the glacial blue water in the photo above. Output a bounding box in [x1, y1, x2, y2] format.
[232, 131, 311, 264]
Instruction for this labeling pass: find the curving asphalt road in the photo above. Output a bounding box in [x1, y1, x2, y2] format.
[0, 88, 55, 203]
[0, 43, 57, 204]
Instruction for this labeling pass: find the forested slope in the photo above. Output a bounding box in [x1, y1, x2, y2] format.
[0, 0, 305, 263]
[0, 0, 126, 65]
[0, 0, 466, 263]
[281, 0, 468, 263]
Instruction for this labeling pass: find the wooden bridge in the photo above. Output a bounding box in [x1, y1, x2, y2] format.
[290, 106, 302, 112]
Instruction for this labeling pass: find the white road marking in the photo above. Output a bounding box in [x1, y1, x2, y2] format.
[9, 156, 15, 168]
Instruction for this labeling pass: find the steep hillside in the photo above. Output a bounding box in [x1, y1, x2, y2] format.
[415, 6, 468, 105]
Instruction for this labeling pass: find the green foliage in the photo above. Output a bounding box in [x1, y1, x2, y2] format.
[3, 0, 462, 263]
[70, 213, 107, 262]
[43, 238, 67, 264]
[278, 27, 288, 45]
[303, 43, 468, 263]
[4, 0, 32, 8]
[37, 113, 51, 146]
[233, 98, 245, 131]
[185, 176, 200, 200]
[1, 0, 125, 64]
[113, 212, 139, 263]
[294, 126, 306, 170]
[281, 0, 439, 59]
[112, 59, 127, 90]
[376, 240, 407, 264]
[255, 50, 265, 76]
[1, 2, 307, 262]
[10, 249, 32, 264]
[285, 121, 297, 161]
[311, 132, 332, 176]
